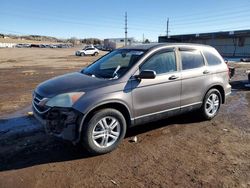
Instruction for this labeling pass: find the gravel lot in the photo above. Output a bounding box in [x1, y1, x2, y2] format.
[0, 47, 250, 188]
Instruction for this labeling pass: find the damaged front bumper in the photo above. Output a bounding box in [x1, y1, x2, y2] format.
[33, 106, 82, 142]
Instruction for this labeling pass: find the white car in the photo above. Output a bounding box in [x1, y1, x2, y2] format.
[75, 47, 99, 56]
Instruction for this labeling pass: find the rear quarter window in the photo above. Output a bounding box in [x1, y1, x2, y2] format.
[202, 49, 222, 66]
[180, 50, 204, 70]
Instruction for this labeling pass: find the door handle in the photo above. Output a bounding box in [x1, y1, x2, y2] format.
[203, 70, 210, 74]
[169, 75, 179, 80]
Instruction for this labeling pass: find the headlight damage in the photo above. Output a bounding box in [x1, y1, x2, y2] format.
[32, 92, 84, 142]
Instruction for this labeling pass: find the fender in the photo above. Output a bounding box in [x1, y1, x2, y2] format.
[73, 99, 133, 144]
[202, 82, 225, 103]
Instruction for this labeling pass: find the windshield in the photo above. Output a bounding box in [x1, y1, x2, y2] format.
[82, 49, 145, 79]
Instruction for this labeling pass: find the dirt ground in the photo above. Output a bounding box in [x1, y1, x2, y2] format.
[0, 47, 250, 188]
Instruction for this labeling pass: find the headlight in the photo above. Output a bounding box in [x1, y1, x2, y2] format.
[46, 92, 85, 107]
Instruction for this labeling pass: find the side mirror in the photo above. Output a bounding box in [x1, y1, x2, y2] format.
[135, 70, 156, 79]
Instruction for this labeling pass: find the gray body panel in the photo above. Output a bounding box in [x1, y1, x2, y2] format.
[131, 72, 181, 119]
[33, 43, 231, 142]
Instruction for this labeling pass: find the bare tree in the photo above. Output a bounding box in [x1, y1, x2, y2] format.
[69, 37, 78, 46]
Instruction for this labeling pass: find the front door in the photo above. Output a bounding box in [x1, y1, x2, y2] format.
[131, 49, 181, 124]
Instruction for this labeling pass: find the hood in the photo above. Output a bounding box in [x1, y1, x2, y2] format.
[35, 72, 108, 97]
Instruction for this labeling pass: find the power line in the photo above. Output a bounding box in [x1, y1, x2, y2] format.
[172, 12, 250, 26]
[1, 6, 250, 39]
[1, 8, 249, 33]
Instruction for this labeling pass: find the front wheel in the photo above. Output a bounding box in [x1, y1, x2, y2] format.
[200, 89, 222, 120]
[82, 108, 126, 154]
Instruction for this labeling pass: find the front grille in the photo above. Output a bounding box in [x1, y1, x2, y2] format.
[33, 92, 50, 114]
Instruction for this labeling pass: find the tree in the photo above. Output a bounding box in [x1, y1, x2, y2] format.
[69, 37, 79, 46]
[144, 39, 150, 43]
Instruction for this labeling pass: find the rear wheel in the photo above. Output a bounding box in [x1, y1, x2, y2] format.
[82, 108, 126, 154]
[200, 89, 221, 120]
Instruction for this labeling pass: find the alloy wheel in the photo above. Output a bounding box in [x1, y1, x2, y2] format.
[205, 93, 220, 116]
[92, 116, 121, 148]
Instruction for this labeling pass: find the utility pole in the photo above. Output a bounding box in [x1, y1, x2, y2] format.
[125, 12, 128, 46]
[143, 33, 144, 43]
[166, 18, 169, 38]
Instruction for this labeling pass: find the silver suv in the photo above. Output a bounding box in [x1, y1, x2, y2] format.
[33, 43, 231, 154]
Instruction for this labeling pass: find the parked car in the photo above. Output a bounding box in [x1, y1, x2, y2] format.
[94, 45, 103, 50]
[16, 43, 31, 48]
[49, 44, 57, 48]
[75, 47, 99, 56]
[240, 58, 250, 62]
[247, 70, 250, 82]
[228, 66, 235, 79]
[33, 43, 231, 154]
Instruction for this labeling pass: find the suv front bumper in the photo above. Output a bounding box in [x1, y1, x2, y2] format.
[33, 106, 81, 142]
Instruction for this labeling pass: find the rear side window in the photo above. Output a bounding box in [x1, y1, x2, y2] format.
[180, 50, 204, 70]
[202, 49, 222, 66]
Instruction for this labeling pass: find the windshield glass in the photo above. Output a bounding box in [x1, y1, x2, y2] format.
[82, 49, 145, 79]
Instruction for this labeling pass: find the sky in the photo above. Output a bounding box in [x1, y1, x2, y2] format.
[1, 0, 250, 41]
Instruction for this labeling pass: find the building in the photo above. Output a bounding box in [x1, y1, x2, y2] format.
[104, 38, 134, 50]
[158, 29, 250, 57]
[0, 43, 17, 48]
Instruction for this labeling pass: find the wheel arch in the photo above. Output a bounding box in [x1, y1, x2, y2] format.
[204, 84, 225, 104]
[75, 101, 132, 143]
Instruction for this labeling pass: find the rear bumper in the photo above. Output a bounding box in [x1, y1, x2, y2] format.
[225, 84, 231, 96]
[224, 83, 232, 102]
[33, 106, 81, 142]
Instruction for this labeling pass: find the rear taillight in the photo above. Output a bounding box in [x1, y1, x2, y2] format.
[227, 65, 230, 79]
[224, 61, 230, 79]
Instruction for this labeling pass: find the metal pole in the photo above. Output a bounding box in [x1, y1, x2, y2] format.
[125, 12, 128, 46]
[166, 18, 169, 38]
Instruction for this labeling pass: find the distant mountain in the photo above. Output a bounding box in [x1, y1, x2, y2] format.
[0, 33, 102, 44]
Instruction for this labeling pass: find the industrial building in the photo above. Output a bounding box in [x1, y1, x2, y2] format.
[158, 29, 250, 57]
[104, 37, 134, 50]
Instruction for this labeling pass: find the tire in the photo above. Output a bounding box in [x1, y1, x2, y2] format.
[92, 52, 98, 56]
[82, 108, 127, 154]
[80, 52, 85, 56]
[200, 89, 222, 120]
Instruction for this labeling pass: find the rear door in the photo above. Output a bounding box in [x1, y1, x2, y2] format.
[131, 49, 181, 122]
[179, 48, 210, 110]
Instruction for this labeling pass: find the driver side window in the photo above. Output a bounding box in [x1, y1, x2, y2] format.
[140, 51, 176, 75]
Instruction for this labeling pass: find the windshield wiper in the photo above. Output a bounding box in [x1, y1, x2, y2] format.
[112, 65, 121, 79]
[83, 71, 96, 77]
